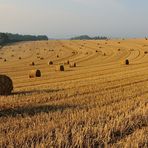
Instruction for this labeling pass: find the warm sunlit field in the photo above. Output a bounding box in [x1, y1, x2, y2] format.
[0, 39, 148, 147]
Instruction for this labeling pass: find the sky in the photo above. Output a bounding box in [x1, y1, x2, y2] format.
[0, 0, 148, 38]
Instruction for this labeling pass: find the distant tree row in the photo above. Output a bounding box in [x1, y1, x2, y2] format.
[70, 35, 108, 40]
[0, 32, 48, 45]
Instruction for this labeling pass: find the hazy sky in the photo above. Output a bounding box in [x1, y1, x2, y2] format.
[0, 0, 148, 38]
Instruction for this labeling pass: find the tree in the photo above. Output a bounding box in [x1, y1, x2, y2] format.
[0, 33, 9, 45]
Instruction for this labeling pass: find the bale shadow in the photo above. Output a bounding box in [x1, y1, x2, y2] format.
[0, 104, 77, 118]
[12, 88, 64, 96]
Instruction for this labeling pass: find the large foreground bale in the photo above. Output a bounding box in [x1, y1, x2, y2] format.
[29, 70, 41, 78]
[56, 65, 64, 71]
[0, 75, 13, 95]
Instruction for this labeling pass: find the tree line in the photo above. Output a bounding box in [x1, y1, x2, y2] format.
[70, 35, 108, 40]
[0, 32, 48, 45]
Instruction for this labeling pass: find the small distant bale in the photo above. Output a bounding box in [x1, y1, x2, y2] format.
[145, 37, 147, 40]
[56, 65, 64, 71]
[11, 55, 14, 57]
[57, 55, 59, 58]
[86, 52, 88, 55]
[0, 57, 2, 59]
[70, 62, 76, 68]
[103, 53, 106, 56]
[105, 42, 107, 44]
[40, 57, 44, 60]
[37, 56, 40, 59]
[64, 60, 70, 65]
[118, 49, 121, 51]
[48, 61, 53, 65]
[36, 53, 40, 55]
[29, 70, 41, 78]
[19, 57, 22, 60]
[125, 59, 129, 65]
[0, 75, 13, 95]
[130, 49, 134, 51]
[4, 59, 6, 62]
[96, 50, 98, 53]
[99, 47, 102, 49]
[144, 51, 148, 54]
[30, 62, 35, 66]
[118, 42, 121, 44]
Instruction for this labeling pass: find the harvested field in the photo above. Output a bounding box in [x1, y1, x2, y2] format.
[0, 39, 147, 147]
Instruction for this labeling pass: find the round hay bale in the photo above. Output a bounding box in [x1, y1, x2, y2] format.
[70, 62, 76, 68]
[30, 62, 35, 66]
[48, 61, 53, 65]
[118, 49, 121, 51]
[19, 57, 21, 60]
[96, 50, 98, 53]
[57, 55, 59, 58]
[64, 60, 70, 65]
[56, 65, 64, 71]
[144, 51, 148, 54]
[4, 59, 6, 62]
[103, 53, 106, 56]
[0, 75, 13, 95]
[29, 70, 41, 78]
[125, 59, 129, 65]
[40, 57, 44, 60]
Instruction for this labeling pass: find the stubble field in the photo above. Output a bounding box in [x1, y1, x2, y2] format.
[0, 39, 148, 147]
